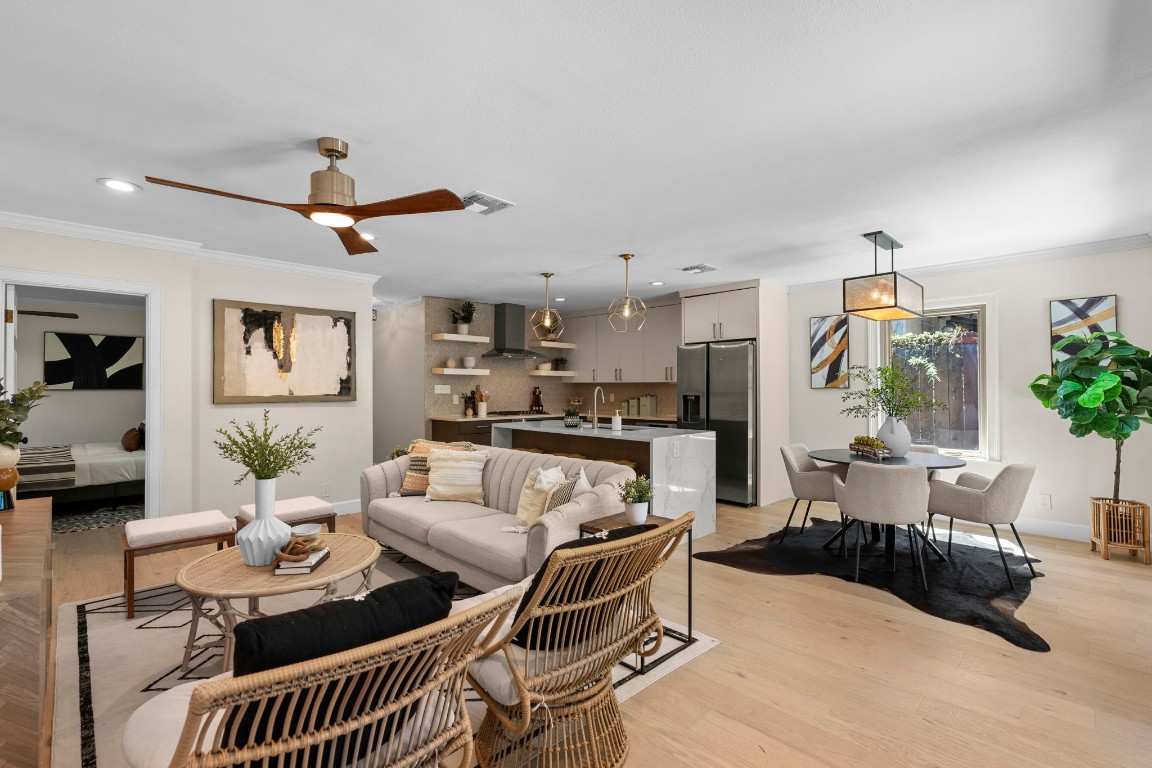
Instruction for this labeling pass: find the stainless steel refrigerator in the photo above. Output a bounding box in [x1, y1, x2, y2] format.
[677, 340, 757, 506]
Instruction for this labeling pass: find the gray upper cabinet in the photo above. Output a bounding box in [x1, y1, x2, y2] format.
[642, 304, 681, 382]
[682, 287, 758, 342]
[569, 305, 681, 383]
[569, 315, 599, 383]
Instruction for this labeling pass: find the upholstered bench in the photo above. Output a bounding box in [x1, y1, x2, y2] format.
[122, 510, 235, 619]
[237, 495, 336, 533]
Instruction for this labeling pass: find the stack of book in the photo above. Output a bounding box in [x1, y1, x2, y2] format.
[274, 547, 330, 575]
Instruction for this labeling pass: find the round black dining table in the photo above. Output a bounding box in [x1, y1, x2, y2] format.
[808, 448, 966, 567]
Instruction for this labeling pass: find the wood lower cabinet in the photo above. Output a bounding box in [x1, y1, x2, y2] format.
[430, 418, 549, 446]
[0, 497, 53, 767]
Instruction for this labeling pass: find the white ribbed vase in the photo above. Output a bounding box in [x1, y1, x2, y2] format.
[236, 478, 292, 567]
[877, 416, 912, 458]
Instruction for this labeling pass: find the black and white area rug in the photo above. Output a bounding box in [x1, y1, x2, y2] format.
[53, 555, 717, 767]
[695, 517, 1048, 652]
[52, 502, 145, 535]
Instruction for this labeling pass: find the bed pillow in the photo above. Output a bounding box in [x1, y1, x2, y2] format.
[121, 427, 142, 452]
[426, 449, 489, 504]
[401, 439, 473, 496]
[515, 466, 566, 525]
[137, 422, 146, 449]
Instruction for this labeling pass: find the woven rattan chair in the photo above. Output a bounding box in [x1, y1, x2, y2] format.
[469, 512, 695, 768]
[122, 586, 522, 768]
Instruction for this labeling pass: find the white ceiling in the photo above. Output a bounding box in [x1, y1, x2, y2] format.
[2, 1, 1150, 309]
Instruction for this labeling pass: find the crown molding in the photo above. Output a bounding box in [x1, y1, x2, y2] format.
[788, 233, 1152, 293]
[0, 209, 379, 286]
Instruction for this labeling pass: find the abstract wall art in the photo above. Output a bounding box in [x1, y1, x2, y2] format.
[44, 333, 144, 390]
[1050, 294, 1117, 366]
[213, 300, 356, 404]
[810, 314, 849, 389]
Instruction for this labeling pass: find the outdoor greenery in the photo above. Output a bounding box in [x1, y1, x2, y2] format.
[840, 365, 946, 421]
[390, 445, 410, 460]
[891, 327, 965, 380]
[450, 301, 476, 325]
[214, 409, 321, 485]
[1029, 331, 1152, 503]
[0, 380, 48, 448]
[619, 474, 653, 504]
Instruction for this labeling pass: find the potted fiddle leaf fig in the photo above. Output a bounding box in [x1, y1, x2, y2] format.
[1030, 331, 1152, 557]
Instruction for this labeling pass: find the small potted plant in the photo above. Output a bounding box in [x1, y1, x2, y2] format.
[840, 365, 945, 457]
[214, 410, 321, 566]
[554, 356, 568, 371]
[564, 405, 582, 428]
[619, 474, 653, 525]
[0, 380, 48, 497]
[460, 390, 477, 418]
[450, 301, 476, 335]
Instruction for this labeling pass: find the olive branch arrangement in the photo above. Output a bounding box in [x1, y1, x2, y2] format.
[214, 409, 321, 484]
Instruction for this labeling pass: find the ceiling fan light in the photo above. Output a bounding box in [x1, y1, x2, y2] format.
[360, 232, 376, 241]
[310, 211, 355, 228]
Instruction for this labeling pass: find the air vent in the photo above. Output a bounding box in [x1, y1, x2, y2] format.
[461, 191, 515, 215]
[680, 263, 720, 274]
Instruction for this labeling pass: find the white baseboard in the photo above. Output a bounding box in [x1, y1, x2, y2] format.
[1004, 516, 1090, 542]
[333, 499, 360, 516]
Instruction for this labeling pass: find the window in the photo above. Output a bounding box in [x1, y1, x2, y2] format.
[885, 306, 985, 454]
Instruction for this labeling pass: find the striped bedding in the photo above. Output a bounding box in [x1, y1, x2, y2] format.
[17, 442, 145, 492]
[16, 445, 76, 491]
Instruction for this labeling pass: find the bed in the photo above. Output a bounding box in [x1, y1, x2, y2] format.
[17, 442, 146, 503]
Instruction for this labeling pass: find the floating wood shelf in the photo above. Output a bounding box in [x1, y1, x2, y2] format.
[431, 368, 490, 376]
[528, 370, 577, 377]
[431, 333, 490, 343]
[529, 340, 576, 349]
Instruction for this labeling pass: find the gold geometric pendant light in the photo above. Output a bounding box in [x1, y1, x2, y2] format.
[843, 231, 924, 321]
[530, 272, 565, 341]
[609, 254, 646, 332]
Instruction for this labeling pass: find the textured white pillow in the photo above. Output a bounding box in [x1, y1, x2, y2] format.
[516, 466, 566, 524]
[426, 449, 489, 504]
[569, 467, 594, 498]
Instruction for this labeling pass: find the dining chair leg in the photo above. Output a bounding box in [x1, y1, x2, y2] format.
[855, 521, 863, 582]
[1009, 523, 1037, 577]
[908, 525, 928, 590]
[947, 517, 955, 556]
[799, 500, 813, 532]
[779, 498, 800, 544]
[989, 525, 1016, 590]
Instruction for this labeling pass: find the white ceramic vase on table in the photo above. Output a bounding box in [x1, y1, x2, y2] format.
[236, 477, 292, 566]
[624, 501, 649, 526]
[0, 445, 20, 469]
[876, 415, 912, 458]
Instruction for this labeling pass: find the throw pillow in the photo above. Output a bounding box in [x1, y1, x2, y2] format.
[515, 465, 566, 525]
[569, 467, 594, 497]
[542, 476, 579, 514]
[512, 524, 657, 649]
[229, 572, 458, 763]
[426, 449, 489, 504]
[401, 439, 472, 496]
[120, 427, 141, 452]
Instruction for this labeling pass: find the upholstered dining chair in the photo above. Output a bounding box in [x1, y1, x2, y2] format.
[779, 444, 838, 543]
[468, 512, 694, 768]
[833, 463, 930, 588]
[927, 464, 1037, 589]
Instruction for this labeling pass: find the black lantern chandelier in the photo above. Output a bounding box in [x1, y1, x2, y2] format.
[842, 231, 924, 321]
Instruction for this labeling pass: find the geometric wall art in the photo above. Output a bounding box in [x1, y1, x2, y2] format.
[43, 333, 145, 389]
[212, 299, 356, 404]
[1050, 294, 1117, 366]
[809, 314, 850, 389]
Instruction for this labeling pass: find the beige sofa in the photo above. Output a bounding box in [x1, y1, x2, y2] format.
[360, 446, 635, 592]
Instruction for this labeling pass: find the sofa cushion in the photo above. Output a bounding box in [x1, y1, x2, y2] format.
[368, 496, 499, 544]
[123, 672, 231, 768]
[427, 513, 529, 582]
[401, 439, 473, 496]
[426, 449, 489, 504]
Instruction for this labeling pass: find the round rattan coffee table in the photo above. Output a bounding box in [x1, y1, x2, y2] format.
[176, 532, 381, 672]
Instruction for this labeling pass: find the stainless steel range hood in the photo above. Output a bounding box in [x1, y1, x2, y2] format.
[481, 303, 546, 359]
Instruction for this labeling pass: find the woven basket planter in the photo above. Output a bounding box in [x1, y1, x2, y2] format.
[1090, 497, 1151, 564]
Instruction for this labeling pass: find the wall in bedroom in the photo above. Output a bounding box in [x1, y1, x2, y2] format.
[14, 299, 146, 446]
[0, 225, 374, 517]
[787, 245, 1152, 540]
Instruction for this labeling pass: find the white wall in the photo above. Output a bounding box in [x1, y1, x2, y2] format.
[15, 300, 146, 446]
[788, 246, 1152, 540]
[757, 280, 791, 505]
[373, 302, 425, 463]
[0, 225, 374, 517]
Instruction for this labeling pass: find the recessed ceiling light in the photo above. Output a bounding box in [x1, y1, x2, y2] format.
[555, 297, 566, 302]
[96, 178, 141, 193]
[360, 232, 376, 241]
[649, 281, 666, 286]
[309, 211, 355, 228]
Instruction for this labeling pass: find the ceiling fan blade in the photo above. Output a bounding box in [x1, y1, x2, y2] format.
[18, 310, 79, 319]
[145, 177, 307, 212]
[348, 189, 465, 219]
[334, 226, 379, 255]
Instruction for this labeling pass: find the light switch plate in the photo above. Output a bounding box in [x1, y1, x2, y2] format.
[434, 384, 451, 395]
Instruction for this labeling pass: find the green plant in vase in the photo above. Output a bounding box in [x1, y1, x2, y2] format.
[840, 365, 945, 457]
[619, 474, 653, 524]
[563, 404, 582, 428]
[450, 301, 476, 334]
[0, 380, 48, 497]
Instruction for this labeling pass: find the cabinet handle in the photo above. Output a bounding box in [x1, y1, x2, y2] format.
[592, 368, 597, 382]
[712, 322, 717, 339]
[719, 322, 724, 338]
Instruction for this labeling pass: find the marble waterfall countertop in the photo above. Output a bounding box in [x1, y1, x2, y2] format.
[490, 419, 711, 442]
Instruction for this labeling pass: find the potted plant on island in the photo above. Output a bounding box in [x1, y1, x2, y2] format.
[450, 301, 476, 335]
[563, 405, 582, 428]
[1029, 331, 1152, 560]
[214, 410, 322, 566]
[0, 380, 48, 501]
[619, 474, 653, 525]
[840, 364, 945, 457]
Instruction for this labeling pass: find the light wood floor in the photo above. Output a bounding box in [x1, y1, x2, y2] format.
[44, 501, 1152, 767]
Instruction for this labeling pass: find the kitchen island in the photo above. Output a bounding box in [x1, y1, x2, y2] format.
[492, 420, 716, 538]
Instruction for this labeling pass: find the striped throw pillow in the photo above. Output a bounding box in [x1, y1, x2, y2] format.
[401, 439, 473, 496]
[543, 476, 579, 514]
[426, 449, 489, 504]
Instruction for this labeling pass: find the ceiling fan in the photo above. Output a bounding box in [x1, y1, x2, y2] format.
[145, 137, 465, 255]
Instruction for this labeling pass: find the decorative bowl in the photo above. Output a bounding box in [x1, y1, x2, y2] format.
[291, 523, 323, 536]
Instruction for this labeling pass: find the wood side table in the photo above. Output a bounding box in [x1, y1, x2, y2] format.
[176, 532, 381, 671]
[579, 513, 693, 674]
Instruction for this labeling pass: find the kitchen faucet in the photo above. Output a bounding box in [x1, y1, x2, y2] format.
[592, 386, 605, 431]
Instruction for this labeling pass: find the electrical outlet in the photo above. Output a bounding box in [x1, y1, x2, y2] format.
[434, 384, 451, 395]
[609, 393, 615, 402]
[1038, 493, 1052, 509]
[452, 394, 459, 405]
[320, 482, 331, 499]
